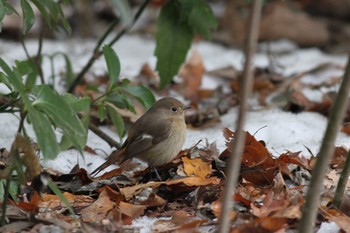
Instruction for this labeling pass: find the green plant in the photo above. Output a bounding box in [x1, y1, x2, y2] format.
[155, 0, 217, 88]
[0, 0, 153, 223]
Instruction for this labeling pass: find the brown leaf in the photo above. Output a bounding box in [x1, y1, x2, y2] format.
[120, 181, 162, 201]
[98, 185, 124, 203]
[14, 191, 41, 212]
[153, 210, 206, 232]
[80, 188, 114, 222]
[179, 50, 205, 101]
[330, 146, 348, 168]
[165, 176, 220, 186]
[182, 157, 211, 178]
[118, 201, 146, 220]
[278, 151, 311, 169]
[341, 123, 350, 135]
[210, 199, 237, 220]
[255, 217, 287, 232]
[39, 192, 93, 212]
[138, 194, 166, 208]
[251, 190, 288, 218]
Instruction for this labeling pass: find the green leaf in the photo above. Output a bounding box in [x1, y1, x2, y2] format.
[3, 1, 18, 15]
[20, 0, 35, 34]
[106, 93, 126, 109]
[25, 71, 38, 90]
[103, 45, 120, 90]
[0, 73, 13, 91]
[121, 95, 136, 113]
[44, 0, 60, 23]
[0, 58, 60, 159]
[110, 0, 132, 27]
[48, 179, 75, 215]
[107, 105, 125, 138]
[28, 108, 60, 159]
[8, 180, 19, 202]
[15, 60, 34, 76]
[32, 85, 87, 152]
[155, 0, 193, 88]
[0, 179, 18, 202]
[186, 0, 217, 39]
[59, 53, 74, 87]
[62, 94, 91, 113]
[61, 18, 72, 35]
[31, 0, 52, 28]
[98, 104, 107, 121]
[122, 85, 155, 108]
[0, 1, 5, 22]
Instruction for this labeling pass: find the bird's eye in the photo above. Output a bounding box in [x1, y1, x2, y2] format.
[171, 107, 178, 112]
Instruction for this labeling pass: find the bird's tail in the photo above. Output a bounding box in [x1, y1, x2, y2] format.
[90, 148, 126, 177]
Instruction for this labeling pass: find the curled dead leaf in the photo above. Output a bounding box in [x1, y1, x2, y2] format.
[80, 188, 114, 222]
[179, 50, 205, 102]
[182, 157, 211, 178]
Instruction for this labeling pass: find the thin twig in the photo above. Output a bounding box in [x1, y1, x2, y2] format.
[299, 53, 350, 233]
[68, 0, 151, 93]
[218, 1, 263, 233]
[68, 20, 119, 93]
[0, 178, 11, 226]
[333, 148, 350, 208]
[89, 122, 121, 149]
[20, 31, 45, 84]
[35, 29, 45, 84]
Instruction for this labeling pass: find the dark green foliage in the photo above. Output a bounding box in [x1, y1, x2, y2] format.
[155, 0, 217, 88]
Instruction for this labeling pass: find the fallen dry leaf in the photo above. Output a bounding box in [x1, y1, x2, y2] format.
[182, 157, 211, 178]
[223, 128, 278, 185]
[153, 210, 207, 233]
[80, 188, 115, 222]
[39, 192, 94, 212]
[165, 176, 220, 186]
[251, 190, 289, 218]
[255, 216, 287, 232]
[120, 181, 162, 201]
[210, 199, 237, 220]
[118, 201, 146, 220]
[330, 146, 348, 168]
[179, 50, 205, 102]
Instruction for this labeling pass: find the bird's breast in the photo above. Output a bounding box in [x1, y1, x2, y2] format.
[138, 120, 186, 167]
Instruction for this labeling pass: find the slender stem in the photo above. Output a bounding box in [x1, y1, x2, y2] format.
[67, 20, 119, 93]
[333, 149, 350, 208]
[68, 0, 151, 93]
[89, 122, 121, 149]
[17, 111, 26, 134]
[299, 53, 350, 233]
[218, 1, 262, 233]
[35, 30, 45, 84]
[0, 178, 11, 226]
[20, 32, 45, 85]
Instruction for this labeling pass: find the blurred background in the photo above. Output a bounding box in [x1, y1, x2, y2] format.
[1, 0, 350, 53]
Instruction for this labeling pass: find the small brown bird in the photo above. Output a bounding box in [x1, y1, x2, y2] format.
[91, 97, 191, 176]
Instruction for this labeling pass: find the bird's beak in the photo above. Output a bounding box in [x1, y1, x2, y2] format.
[183, 105, 192, 110]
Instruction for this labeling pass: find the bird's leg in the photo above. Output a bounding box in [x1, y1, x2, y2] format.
[153, 167, 162, 181]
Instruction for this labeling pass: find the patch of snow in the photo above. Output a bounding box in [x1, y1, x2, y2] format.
[259, 40, 298, 54]
[132, 216, 171, 233]
[317, 222, 340, 233]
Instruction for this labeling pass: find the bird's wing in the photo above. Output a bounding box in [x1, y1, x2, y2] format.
[123, 115, 171, 161]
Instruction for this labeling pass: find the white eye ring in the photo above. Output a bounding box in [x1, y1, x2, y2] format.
[171, 107, 178, 112]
